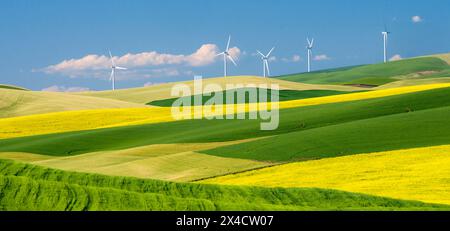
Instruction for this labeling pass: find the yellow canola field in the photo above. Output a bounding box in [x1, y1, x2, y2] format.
[1, 83, 450, 139]
[0, 107, 173, 139]
[202, 145, 450, 205]
[167, 82, 450, 119]
[276, 82, 450, 109]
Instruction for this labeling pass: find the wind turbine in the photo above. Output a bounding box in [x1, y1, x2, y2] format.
[382, 25, 390, 63]
[216, 35, 237, 77]
[109, 50, 127, 91]
[257, 47, 275, 78]
[306, 38, 314, 73]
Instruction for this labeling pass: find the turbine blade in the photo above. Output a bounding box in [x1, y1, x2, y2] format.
[216, 52, 225, 57]
[228, 55, 237, 66]
[116, 66, 127, 70]
[109, 50, 115, 66]
[267, 47, 275, 57]
[310, 38, 314, 47]
[226, 35, 231, 51]
[256, 50, 265, 57]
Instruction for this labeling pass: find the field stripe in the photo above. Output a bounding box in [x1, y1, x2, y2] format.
[202, 145, 450, 205]
[0, 107, 173, 139]
[2, 159, 449, 211]
[276, 82, 450, 109]
[0, 140, 269, 182]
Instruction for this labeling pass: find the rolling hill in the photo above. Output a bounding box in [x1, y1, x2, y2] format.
[1, 159, 447, 211]
[75, 76, 363, 104]
[202, 145, 450, 205]
[0, 107, 173, 139]
[278, 56, 450, 86]
[0, 88, 147, 118]
[3, 54, 449, 120]
[1, 86, 450, 158]
[375, 77, 450, 89]
[1, 83, 448, 140]
[0, 141, 270, 182]
[203, 105, 450, 161]
[147, 88, 355, 107]
[430, 53, 450, 64]
[0, 84, 29, 91]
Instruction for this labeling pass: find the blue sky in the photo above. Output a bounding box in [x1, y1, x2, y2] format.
[0, 0, 449, 91]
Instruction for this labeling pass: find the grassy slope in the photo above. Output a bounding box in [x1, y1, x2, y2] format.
[0, 159, 447, 211]
[76, 76, 362, 104]
[204, 105, 450, 161]
[344, 77, 396, 86]
[431, 53, 450, 64]
[376, 77, 450, 89]
[0, 142, 269, 182]
[202, 145, 450, 205]
[0, 84, 29, 91]
[148, 88, 354, 107]
[278, 57, 450, 85]
[0, 175, 216, 211]
[0, 88, 146, 118]
[2, 87, 450, 156]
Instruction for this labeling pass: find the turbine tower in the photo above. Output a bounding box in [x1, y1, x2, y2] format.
[306, 38, 314, 73]
[109, 50, 127, 91]
[382, 26, 390, 63]
[257, 47, 275, 78]
[216, 35, 237, 77]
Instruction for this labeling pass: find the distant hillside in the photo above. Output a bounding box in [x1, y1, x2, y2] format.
[278, 56, 450, 86]
[76, 76, 362, 104]
[0, 88, 146, 118]
[430, 53, 450, 64]
[147, 88, 355, 107]
[0, 84, 29, 91]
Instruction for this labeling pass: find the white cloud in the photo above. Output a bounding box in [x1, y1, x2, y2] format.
[148, 68, 180, 77]
[412, 15, 423, 23]
[292, 55, 301, 62]
[42, 85, 90, 92]
[389, 54, 403, 61]
[123, 67, 189, 80]
[143, 82, 165, 87]
[268, 56, 277, 62]
[282, 55, 301, 63]
[314, 54, 331, 61]
[40, 44, 241, 78]
[227, 47, 241, 61]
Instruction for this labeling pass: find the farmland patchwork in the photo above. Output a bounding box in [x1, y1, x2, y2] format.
[2, 56, 450, 210]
